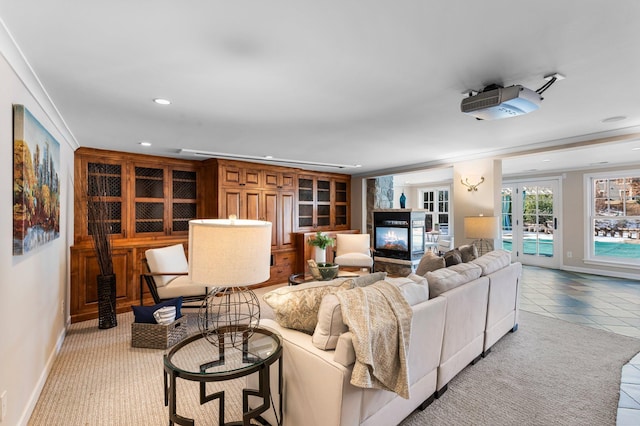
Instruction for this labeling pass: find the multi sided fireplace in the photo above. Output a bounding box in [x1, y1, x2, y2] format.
[373, 209, 426, 261]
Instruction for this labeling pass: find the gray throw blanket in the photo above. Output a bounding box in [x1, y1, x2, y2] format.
[335, 280, 413, 399]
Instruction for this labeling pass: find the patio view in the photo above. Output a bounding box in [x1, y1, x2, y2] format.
[593, 176, 640, 258]
[501, 185, 555, 257]
[501, 177, 640, 259]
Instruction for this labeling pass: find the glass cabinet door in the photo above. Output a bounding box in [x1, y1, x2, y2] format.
[87, 162, 124, 238]
[134, 166, 166, 235]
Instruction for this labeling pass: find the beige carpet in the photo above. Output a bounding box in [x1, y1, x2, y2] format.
[29, 294, 640, 425]
[401, 310, 640, 426]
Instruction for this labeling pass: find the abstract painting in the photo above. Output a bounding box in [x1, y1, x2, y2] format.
[13, 105, 60, 255]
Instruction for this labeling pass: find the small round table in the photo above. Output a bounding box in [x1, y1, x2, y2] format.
[163, 326, 282, 426]
[288, 271, 361, 286]
[288, 273, 314, 286]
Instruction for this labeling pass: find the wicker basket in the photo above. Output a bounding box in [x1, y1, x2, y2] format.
[131, 316, 188, 349]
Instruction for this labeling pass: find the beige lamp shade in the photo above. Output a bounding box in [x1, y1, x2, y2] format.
[464, 216, 498, 240]
[188, 219, 272, 287]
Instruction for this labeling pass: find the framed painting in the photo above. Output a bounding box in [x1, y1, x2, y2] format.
[13, 105, 61, 255]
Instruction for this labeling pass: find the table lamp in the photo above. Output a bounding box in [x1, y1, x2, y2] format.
[189, 218, 272, 348]
[464, 215, 498, 256]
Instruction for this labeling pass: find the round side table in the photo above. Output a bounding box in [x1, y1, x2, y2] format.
[163, 326, 282, 426]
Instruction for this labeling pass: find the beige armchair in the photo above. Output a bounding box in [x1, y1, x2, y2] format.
[140, 243, 208, 306]
[333, 233, 374, 272]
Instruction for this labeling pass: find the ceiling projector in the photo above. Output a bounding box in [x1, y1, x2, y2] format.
[461, 84, 543, 120]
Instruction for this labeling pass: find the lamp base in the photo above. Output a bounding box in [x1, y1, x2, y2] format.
[198, 286, 261, 348]
[472, 239, 494, 257]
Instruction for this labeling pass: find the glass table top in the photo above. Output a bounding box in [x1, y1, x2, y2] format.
[164, 327, 281, 377]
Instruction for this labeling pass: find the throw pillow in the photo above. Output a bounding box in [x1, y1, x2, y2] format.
[416, 251, 445, 276]
[471, 249, 512, 275]
[263, 278, 355, 333]
[132, 296, 184, 324]
[312, 293, 347, 350]
[426, 263, 482, 298]
[458, 244, 479, 263]
[153, 306, 176, 325]
[352, 271, 387, 287]
[443, 249, 462, 267]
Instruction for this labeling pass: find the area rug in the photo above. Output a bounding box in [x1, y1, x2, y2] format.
[28, 309, 640, 425]
[400, 310, 640, 426]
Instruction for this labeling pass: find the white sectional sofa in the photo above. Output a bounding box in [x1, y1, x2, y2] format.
[253, 250, 522, 426]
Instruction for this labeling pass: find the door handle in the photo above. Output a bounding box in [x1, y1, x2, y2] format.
[554, 218, 558, 230]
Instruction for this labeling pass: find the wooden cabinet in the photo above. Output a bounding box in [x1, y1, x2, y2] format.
[297, 175, 350, 231]
[264, 169, 295, 190]
[204, 159, 302, 286]
[75, 149, 199, 241]
[220, 162, 261, 188]
[71, 152, 350, 322]
[70, 246, 134, 323]
[131, 163, 198, 237]
[75, 158, 127, 242]
[71, 148, 200, 323]
[334, 179, 349, 228]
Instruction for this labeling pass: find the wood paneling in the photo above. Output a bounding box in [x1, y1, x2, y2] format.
[71, 151, 351, 322]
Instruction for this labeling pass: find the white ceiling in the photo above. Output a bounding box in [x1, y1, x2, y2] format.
[1, 1, 640, 177]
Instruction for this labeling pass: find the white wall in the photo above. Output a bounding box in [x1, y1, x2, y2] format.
[0, 21, 77, 425]
[453, 158, 502, 247]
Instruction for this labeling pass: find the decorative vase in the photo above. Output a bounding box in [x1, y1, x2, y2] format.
[317, 263, 340, 280]
[97, 274, 117, 329]
[400, 192, 406, 209]
[314, 246, 327, 264]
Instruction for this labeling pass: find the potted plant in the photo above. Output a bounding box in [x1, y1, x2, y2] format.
[307, 231, 335, 264]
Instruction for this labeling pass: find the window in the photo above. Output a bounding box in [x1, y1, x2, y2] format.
[587, 171, 640, 266]
[421, 187, 450, 235]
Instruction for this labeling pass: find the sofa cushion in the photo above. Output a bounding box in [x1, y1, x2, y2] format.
[312, 293, 347, 350]
[458, 244, 479, 263]
[443, 249, 462, 267]
[386, 275, 429, 306]
[145, 244, 188, 287]
[263, 278, 355, 333]
[471, 250, 512, 275]
[334, 253, 373, 268]
[415, 251, 445, 276]
[426, 262, 482, 298]
[156, 275, 208, 300]
[353, 271, 387, 287]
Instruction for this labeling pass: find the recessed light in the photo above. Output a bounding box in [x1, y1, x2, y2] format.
[632, 147, 640, 151]
[139, 141, 152, 147]
[153, 98, 171, 105]
[264, 155, 273, 159]
[542, 159, 551, 162]
[601, 116, 626, 123]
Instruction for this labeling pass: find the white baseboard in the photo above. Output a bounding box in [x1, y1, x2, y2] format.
[562, 264, 640, 281]
[17, 322, 67, 426]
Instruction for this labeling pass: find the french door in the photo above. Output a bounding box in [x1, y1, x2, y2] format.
[501, 179, 561, 268]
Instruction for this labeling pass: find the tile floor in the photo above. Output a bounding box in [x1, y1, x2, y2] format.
[519, 266, 640, 425]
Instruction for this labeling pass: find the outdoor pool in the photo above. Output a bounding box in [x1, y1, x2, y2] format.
[501, 240, 640, 258]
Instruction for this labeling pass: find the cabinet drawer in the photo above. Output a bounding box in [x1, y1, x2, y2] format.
[274, 252, 296, 268]
[270, 252, 296, 283]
